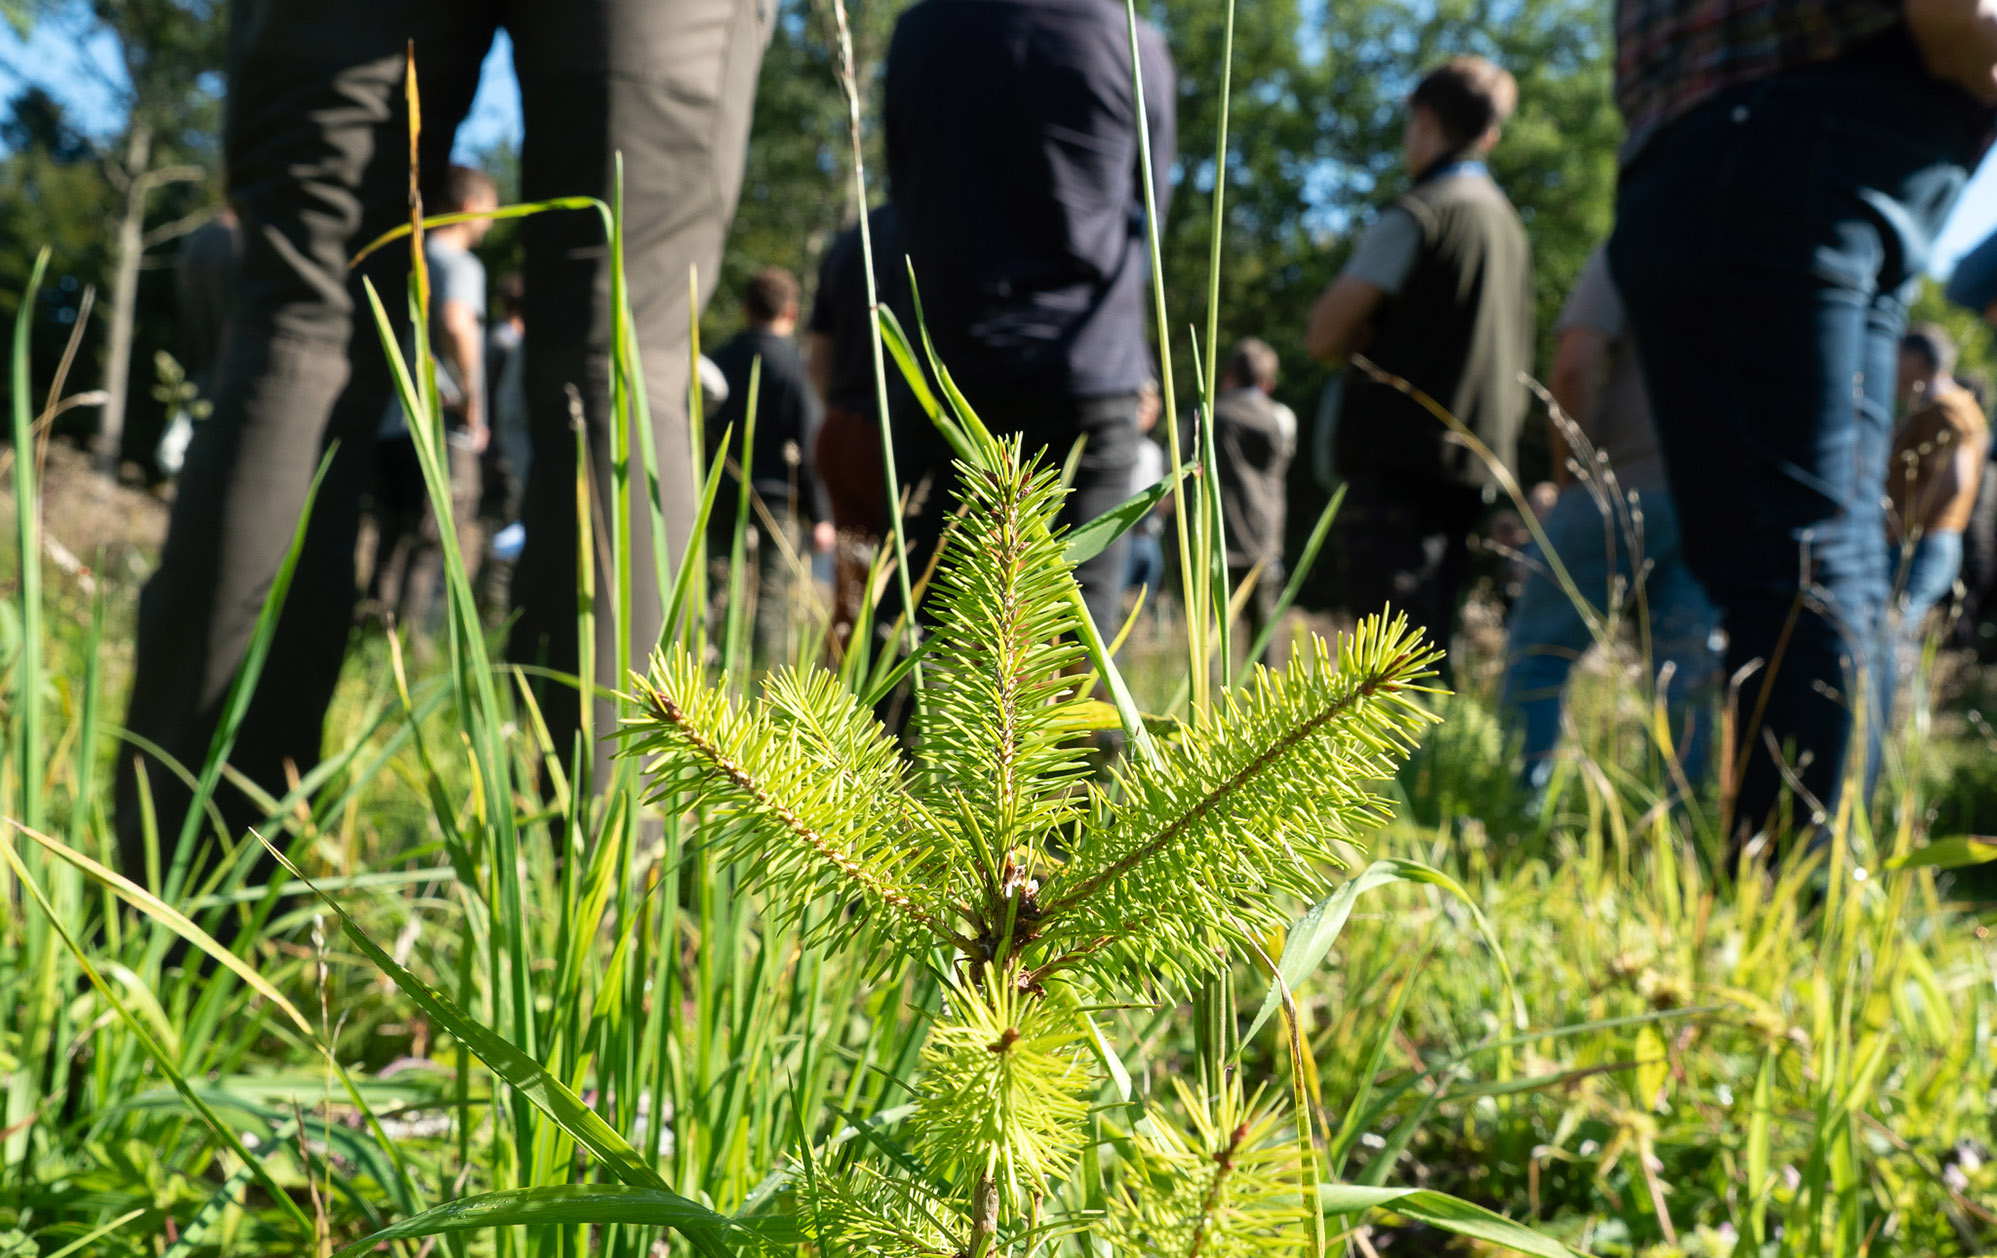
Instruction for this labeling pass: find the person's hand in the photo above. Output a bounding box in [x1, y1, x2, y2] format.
[1908, 0, 1997, 101]
[812, 520, 836, 555]
[469, 420, 490, 454]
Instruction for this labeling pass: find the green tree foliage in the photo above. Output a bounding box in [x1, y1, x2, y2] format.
[0, 0, 224, 466]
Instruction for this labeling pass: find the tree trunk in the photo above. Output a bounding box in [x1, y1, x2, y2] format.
[97, 118, 152, 477]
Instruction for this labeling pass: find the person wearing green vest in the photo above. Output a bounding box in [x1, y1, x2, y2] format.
[1304, 56, 1534, 682]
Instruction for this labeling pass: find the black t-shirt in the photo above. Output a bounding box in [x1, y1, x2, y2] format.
[809, 205, 905, 412]
[884, 0, 1175, 404]
[706, 328, 825, 523]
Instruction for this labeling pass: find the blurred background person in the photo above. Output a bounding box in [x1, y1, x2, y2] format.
[366, 165, 496, 638]
[1500, 244, 1716, 793]
[117, 0, 769, 884]
[883, 0, 1175, 638]
[1203, 338, 1296, 665]
[1607, 0, 1994, 845]
[805, 206, 899, 656]
[477, 271, 529, 617]
[1124, 378, 1169, 616]
[158, 206, 241, 478]
[1888, 324, 1989, 634]
[706, 265, 829, 665]
[1306, 56, 1533, 683]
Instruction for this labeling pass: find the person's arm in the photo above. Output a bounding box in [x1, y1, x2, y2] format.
[1547, 327, 1613, 488]
[439, 297, 485, 449]
[1908, 0, 1997, 101]
[1924, 432, 1987, 531]
[1306, 277, 1386, 364]
[1306, 209, 1419, 364]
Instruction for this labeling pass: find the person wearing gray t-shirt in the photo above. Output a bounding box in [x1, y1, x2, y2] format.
[368, 166, 496, 636]
[1499, 245, 1718, 793]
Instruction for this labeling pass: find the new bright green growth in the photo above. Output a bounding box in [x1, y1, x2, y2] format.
[626, 436, 1463, 1255]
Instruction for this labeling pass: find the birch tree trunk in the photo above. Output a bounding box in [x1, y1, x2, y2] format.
[96, 118, 152, 476]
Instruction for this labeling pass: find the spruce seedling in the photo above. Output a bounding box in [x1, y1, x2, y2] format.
[625, 436, 1445, 1254]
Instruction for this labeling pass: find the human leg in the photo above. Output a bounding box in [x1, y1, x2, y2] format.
[1499, 487, 1610, 787]
[116, 2, 492, 885]
[1340, 471, 1481, 683]
[1054, 396, 1139, 640]
[814, 403, 885, 649]
[1637, 495, 1720, 785]
[1609, 46, 1975, 843]
[507, 0, 768, 779]
[1898, 529, 1965, 627]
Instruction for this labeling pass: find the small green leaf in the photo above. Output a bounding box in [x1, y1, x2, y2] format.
[1243, 858, 1515, 1047]
[1886, 835, 1997, 870]
[1049, 699, 1124, 733]
[1316, 1184, 1579, 1257]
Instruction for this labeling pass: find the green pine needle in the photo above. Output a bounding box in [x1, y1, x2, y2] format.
[1034, 616, 1443, 994]
[913, 965, 1091, 1214]
[627, 645, 974, 960]
[1111, 1079, 1305, 1258]
[916, 446, 1093, 890]
[810, 1165, 968, 1258]
[622, 440, 1447, 1248]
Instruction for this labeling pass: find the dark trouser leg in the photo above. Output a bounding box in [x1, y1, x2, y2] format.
[1057, 396, 1139, 638]
[115, 3, 491, 888]
[1339, 471, 1481, 684]
[1609, 41, 1977, 846]
[889, 394, 1138, 639]
[506, 0, 767, 782]
[398, 439, 484, 634]
[368, 435, 423, 615]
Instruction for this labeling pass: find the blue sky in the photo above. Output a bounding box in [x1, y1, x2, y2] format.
[6, 17, 1997, 275]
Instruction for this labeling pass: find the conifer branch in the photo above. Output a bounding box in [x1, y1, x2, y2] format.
[1042, 640, 1423, 919]
[920, 451, 1091, 855]
[625, 647, 972, 956]
[1034, 616, 1442, 992]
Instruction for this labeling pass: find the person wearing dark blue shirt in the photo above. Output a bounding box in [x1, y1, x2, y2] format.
[883, 0, 1176, 636]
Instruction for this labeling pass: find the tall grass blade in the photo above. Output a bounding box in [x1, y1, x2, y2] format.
[163, 450, 334, 891]
[261, 843, 673, 1193]
[8, 247, 49, 834]
[1242, 858, 1519, 1047]
[0, 831, 315, 1237]
[1316, 1185, 1580, 1257]
[329, 1185, 739, 1258]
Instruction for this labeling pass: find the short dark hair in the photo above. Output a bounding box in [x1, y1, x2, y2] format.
[445, 164, 498, 211]
[743, 266, 800, 323]
[1225, 337, 1279, 391]
[1409, 56, 1518, 147]
[1902, 323, 1958, 377]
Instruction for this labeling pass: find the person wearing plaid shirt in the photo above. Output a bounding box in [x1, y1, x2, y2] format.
[1607, 0, 1995, 849]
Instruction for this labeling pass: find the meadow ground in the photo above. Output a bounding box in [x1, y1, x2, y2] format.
[3, 433, 1995, 1257]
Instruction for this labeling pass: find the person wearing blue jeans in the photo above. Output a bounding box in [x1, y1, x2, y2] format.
[1607, 4, 1991, 846]
[1502, 246, 1716, 792]
[1887, 324, 1990, 631]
